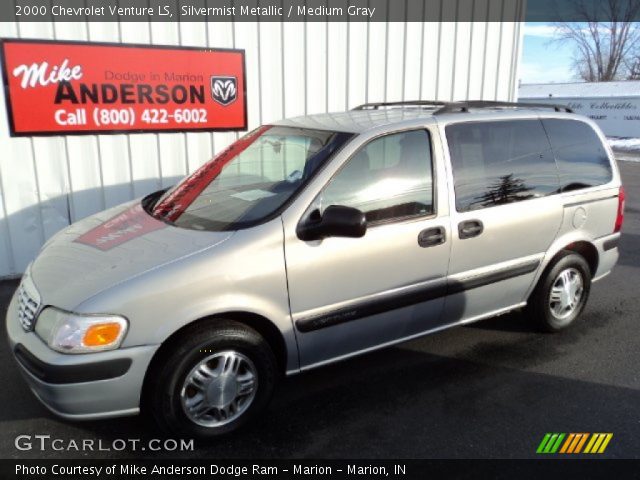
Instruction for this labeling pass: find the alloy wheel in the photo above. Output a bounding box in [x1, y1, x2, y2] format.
[549, 267, 584, 321]
[180, 350, 258, 427]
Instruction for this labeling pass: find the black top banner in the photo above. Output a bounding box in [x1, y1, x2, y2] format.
[2, 0, 639, 22]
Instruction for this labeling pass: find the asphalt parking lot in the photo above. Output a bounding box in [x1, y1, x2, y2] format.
[1, 158, 640, 460]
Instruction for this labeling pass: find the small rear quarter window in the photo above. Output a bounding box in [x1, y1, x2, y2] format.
[541, 119, 613, 192]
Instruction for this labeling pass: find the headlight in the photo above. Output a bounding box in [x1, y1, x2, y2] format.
[35, 307, 128, 354]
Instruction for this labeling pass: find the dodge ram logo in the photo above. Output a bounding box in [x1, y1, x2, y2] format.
[210, 76, 237, 106]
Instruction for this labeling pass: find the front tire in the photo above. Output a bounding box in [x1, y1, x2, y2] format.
[526, 251, 591, 332]
[144, 319, 277, 438]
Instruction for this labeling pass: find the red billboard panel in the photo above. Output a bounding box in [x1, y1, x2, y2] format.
[0, 39, 247, 136]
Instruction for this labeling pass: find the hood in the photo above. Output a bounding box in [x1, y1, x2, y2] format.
[30, 201, 234, 310]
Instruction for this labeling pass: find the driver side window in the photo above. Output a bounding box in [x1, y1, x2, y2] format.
[321, 129, 434, 224]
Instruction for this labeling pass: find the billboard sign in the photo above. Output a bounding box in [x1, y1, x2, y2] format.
[0, 39, 247, 136]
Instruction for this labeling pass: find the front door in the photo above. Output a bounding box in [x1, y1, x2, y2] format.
[282, 129, 451, 369]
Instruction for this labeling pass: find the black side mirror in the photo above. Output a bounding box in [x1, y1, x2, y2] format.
[297, 205, 367, 241]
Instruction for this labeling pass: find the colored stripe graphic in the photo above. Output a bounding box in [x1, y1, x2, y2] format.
[538, 433, 613, 454]
[561, 433, 588, 453]
[559, 433, 575, 453]
[598, 434, 614, 453]
[574, 433, 589, 453]
[537, 433, 565, 454]
[537, 433, 552, 453]
[584, 433, 614, 454]
[550, 433, 565, 453]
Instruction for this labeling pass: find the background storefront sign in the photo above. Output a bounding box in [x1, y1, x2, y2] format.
[562, 98, 640, 138]
[0, 39, 247, 136]
[521, 96, 640, 138]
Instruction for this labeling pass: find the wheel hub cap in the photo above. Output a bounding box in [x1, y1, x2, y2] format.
[206, 374, 238, 408]
[549, 268, 584, 320]
[180, 350, 257, 427]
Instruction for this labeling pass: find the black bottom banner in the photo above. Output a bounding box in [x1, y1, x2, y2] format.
[3, 459, 640, 480]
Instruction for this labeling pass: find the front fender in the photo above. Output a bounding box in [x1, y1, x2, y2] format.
[75, 219, 300, 373]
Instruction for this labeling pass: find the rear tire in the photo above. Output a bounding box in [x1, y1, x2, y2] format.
[526, 251, 591, 332]
[144, 319, 277, 438]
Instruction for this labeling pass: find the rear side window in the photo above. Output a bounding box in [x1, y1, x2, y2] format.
[541, 119, 612, 192]
[446, 120, 559, 212]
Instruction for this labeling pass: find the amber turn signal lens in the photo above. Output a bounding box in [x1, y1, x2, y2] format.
[82, 322, 122, 347]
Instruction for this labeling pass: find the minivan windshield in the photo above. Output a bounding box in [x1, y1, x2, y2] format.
[149, 126, 353, 230]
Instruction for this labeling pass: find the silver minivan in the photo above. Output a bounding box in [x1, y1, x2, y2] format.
[6, 101, 624, 437]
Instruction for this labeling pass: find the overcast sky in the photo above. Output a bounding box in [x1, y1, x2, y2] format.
[520, 22, 575, 84]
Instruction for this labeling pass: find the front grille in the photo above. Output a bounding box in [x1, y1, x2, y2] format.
[17, 277, 40, 332]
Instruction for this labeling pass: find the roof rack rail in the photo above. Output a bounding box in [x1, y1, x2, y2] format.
[351, 100, 574, 114]
[352, 100, 447, 110]
[433, 100, 573, 114]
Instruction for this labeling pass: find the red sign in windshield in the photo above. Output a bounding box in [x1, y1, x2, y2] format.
[153, 126, 272, 222]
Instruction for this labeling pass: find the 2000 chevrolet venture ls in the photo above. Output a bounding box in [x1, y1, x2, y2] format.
[7, 101, 623, 437]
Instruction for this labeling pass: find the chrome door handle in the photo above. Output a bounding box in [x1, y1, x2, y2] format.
[458, 220, 484, 239]
[418, 227, 446, 248]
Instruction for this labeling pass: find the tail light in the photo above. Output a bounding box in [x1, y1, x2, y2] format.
[614, 186, 625, 233]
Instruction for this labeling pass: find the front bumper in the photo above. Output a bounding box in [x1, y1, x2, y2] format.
[6, 291, 159, 420]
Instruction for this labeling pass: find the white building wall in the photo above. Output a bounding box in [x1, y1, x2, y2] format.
[0, 5, 523, 277]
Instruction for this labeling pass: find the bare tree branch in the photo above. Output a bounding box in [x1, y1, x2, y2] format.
[553, 0, 640, 81]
